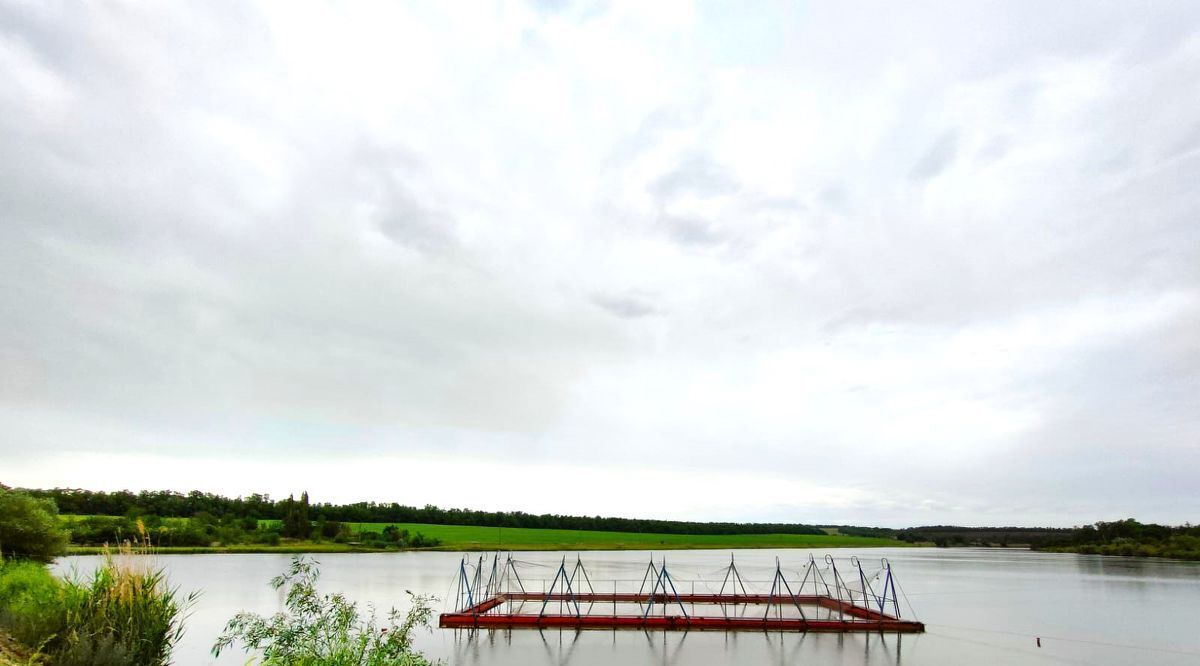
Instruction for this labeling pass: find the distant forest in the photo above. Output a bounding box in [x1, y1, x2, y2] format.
[894, 525, 1073, 547]
[19, 487, 830, 536]
[14, 488, 1197, 560]
[892, 520, 1200, 560]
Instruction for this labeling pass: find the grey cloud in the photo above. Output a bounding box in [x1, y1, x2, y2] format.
[348, 146, 457, 253]
[650, 152, 739, 200]
[661, 214, 721, 247]
[1167, 122, 1200, 159]
[374, 191, 450, 251]
[645, 154, 808, 251]
[909, 130, 958, 181]
[528, 0, 570, 16]
[817, 185, 849, 212]
[642, 154, 742, 248]
[606, 106, 690, 166]
[589, 292, 660, 319]
[975, 134, 1011, 164]
[0, 4, 623, 453]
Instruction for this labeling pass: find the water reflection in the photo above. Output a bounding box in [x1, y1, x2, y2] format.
[541, 628, 584, 666]
[451, 628, 907, 666]
[1072, 551, 1199, 580]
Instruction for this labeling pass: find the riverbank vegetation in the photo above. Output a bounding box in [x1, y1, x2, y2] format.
[0, 488, 194, 665]
[0, 552, 194, 665]
[1032, 519, 1200, 560]
[0, 491, 68, 562]
[57, 492, 442, 552]
[1, 488, 439, 665]
[894, 525, 1073, 548]
[893, 520, 1200, 560]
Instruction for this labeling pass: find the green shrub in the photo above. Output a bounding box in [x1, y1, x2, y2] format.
[0, 559, 72, 650]
[213, 556, 436, 665]
[66, 517, 136, 547]
[253, 530, 282, 546]
[0, 490, 69, 562]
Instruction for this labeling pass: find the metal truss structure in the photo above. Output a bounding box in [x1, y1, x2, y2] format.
[440, 553, 923, 633]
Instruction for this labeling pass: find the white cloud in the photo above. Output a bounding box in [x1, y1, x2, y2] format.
[1, 0, 1198, 526]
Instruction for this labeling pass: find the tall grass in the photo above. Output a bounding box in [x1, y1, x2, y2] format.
[0, 558, 63, 658]
[0, 539, 196, 666]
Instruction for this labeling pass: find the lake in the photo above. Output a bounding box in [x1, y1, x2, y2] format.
[53, 548, 1200, 665]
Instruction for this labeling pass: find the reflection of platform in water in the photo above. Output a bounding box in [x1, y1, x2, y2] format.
[439, 553, 924, 633]
[449, 627, 910, 666]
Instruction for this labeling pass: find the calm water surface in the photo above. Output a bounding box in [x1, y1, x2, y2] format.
[54, 548, 1200, 665]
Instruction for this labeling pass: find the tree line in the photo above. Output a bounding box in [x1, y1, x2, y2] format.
[894, 520, 1200, 558]
[61, 492, 440, 550]
[894, 525, 1073, 547]
[20, 487, 828, 536]
[1035, 518, 1200, 559]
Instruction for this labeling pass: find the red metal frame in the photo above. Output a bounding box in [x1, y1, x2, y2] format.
[440, 591, 924, 633]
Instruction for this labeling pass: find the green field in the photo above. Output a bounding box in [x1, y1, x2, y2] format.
[260, 520, 906, 551]
[65, 543, 365, 555]
[61, 515, 909, 553]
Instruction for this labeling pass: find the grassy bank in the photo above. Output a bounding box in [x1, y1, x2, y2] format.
[67, 543, 368, 555]
[0, 550, 194, 664]
[1038, 543, 1200, 561]
[338, 521, 908, 550]
[0, 630, 32, 666]
[63, 521, 909, 554]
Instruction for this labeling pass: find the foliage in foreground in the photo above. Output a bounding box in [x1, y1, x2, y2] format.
[0, 546, 194, 665]
[0, 490, 68, 563]
[214, 556, 437, 666]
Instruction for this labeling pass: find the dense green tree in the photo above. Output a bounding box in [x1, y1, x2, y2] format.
[279, 492, 312, 539]
[318, 520, 343, 539]
[280, 495, 297, 538]
[23, 486, 832, 536]
[299, 492, 310, 532]
[0, 488, 69, 561]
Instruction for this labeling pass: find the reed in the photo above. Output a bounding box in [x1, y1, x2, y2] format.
[0, 536, 196, 666]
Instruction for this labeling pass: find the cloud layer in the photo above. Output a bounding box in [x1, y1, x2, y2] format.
[2, 1, 1198, 526]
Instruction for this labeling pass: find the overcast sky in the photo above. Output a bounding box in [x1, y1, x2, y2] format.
[2, 1, 1198, 527]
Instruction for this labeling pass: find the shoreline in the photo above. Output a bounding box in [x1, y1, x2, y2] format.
[66, 540, 916, 555]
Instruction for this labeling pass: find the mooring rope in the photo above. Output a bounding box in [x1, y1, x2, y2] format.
[510, 559, 552, 568]
[924, 628, 1096, 665]
[927, 623, 1200, 658]
[893, 574, 918, 620]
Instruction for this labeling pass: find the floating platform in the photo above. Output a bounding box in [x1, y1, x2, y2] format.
[439, 553, 924, 633]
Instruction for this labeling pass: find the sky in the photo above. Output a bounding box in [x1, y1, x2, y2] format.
[1, 1, 1198, 528]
